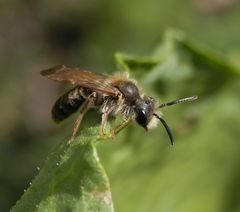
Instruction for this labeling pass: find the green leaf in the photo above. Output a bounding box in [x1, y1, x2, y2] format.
[11, 127, 114, 212]
[116, 29, 240, 76]
[115, 29, 240, 99]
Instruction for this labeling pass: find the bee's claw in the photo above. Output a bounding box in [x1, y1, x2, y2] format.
[67, 137, 74, 145]
[99, 130, 115, 140]
[109, 130, 115, 139]
[99, 130, 106, 137]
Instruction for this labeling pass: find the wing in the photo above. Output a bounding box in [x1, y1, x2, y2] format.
[40, 65, 118, 96]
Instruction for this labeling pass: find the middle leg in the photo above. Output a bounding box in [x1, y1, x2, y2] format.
[100, 111, 110, 137]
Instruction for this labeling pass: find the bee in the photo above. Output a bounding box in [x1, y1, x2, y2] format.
[41, 65, 198, 144]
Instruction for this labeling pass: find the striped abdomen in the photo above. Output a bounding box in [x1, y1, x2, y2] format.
[52, 86, 86, 122]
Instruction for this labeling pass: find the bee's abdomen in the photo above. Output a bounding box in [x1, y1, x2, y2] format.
[52, 87, 86, 122]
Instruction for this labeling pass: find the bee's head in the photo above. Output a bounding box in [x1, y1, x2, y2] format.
[134, 95, 198, 145]
[134, 96, 174, 145]
[134, 96, 156, 130]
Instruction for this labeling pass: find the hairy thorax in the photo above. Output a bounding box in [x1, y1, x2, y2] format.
[101, 79, 141, 119]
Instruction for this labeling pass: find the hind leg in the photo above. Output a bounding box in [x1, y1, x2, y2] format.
[68, 95, 94, 144]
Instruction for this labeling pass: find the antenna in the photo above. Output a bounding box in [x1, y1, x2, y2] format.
[159, 96, 198, 109]
[153, 113, 174, 145]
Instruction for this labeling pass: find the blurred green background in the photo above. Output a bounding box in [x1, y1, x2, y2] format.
[0, 0, 240, 211]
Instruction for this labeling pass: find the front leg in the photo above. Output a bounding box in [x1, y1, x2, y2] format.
[100, 116, 132, 139]
[112, 118, 132, 134]
[108, 118, 133, 139]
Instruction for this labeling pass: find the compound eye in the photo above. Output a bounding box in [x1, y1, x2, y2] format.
[136, 109, 148, 129]
[144, 96, 155, 105]
[145, 100, 151, 104]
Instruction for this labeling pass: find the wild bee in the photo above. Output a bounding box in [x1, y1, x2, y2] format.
[41, 65, 198, 144]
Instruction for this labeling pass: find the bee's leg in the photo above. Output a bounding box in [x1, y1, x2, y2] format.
[100, 112, 110, 137]
[68, 95, 94, 144]
[110, 118, 133, 138]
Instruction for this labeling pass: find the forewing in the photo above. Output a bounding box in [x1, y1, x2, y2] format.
[40, 65, 117, 96]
